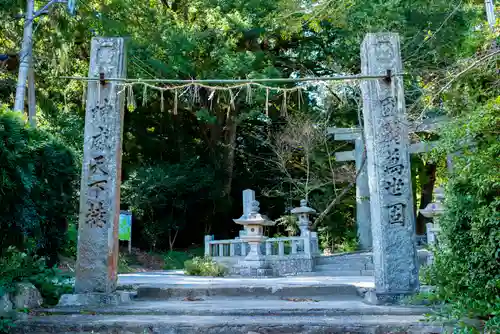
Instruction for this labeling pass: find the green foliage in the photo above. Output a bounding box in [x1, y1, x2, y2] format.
[29, 270, 73, 307]
[184, 257, 228, 277]
[0, 247, 43, 295]
[0, 246, 73, 307]
[61, 219, 78, 259]
[425, 88, 499, 330]
[163, 248, 204, 270]
[0, 316, 15, 334]
[0, 110, 79, 265]
[275, 214, 299, 236]
[122, 160, 216, 251]
[118, 254, 133, 274]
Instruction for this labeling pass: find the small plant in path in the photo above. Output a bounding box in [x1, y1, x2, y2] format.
[184, 257, 228, 277]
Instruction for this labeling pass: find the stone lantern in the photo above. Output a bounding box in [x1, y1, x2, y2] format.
[291, 199, 316, 237]
[234, 200, 275, 271]
[419, 186, 445, 264]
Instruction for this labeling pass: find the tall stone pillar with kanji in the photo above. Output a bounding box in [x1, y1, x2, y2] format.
[360, 33, 419, 304]
[59, 37, 128, 306]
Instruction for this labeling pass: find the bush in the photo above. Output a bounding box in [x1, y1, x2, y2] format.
[118, 253, 134, 274]
[121, 161, 216, 251]
[426, 97, 500, 332]
[163, 248, 204, 270]
[0, 246, 72, 306]
[184, 257, 228, 277]
[0, 110, 78, 265]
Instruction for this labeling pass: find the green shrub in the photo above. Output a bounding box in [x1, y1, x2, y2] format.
[163, 248, 204, 270]
[0, 246, 73, 306]
[118, 253, 133, 274]
[184, 257, 228, 277]
[0, 110, 78, 265]
[0, 317, 15, 334]
[427, 97, 500, 332]
[0, 247, 43, 295]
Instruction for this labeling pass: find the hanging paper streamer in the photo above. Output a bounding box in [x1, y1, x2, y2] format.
[160, 90, 165, 113]
[81, 82, 87, 108]
[246, 83, 252, 105]
[110, 81, 309, 118]
[193, 84, 200, 104]
[297, 87, 303, 111]
[281, 90, 287, 117]
[229, 89, 235, 111]
[142, 84, 148, 106]
[97, 81, 101, 106]
[63, 89, 69, 113]
[265, 88, 269, 116]
[208, 88, 215, 111]
[173, 89, 178, 115]
[127, 85, 137, 111]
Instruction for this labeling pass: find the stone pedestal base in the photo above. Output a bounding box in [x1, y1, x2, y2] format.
[57, 291, 131, 307]
[239, 267, 274, 277]
[363, 289, 415, 305]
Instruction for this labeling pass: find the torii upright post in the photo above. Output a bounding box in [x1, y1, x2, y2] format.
[360, 33, 419, 303]
[59, 37, 128, 306]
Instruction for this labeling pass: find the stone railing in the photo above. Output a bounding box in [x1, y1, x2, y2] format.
[204, 233, 320, 276]
[205, 234, 320, 259]
[208, 192, 320, 276]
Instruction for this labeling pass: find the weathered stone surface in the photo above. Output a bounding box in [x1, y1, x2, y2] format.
[12, 283, 42, 309]
[331, 131, 372, 251]
[0, 292, 13, 315]
[354, 137, 372, 250]
[360, 33, 419, 298]
[58, 291, 131, 307]
[135, 284, 360, 300]
[268, 257, 314, 276]
[241, 189, 256, 220]
[31, 298, 434, 317]
[14, 314, 449, 334]
[75, 37, 127, 294]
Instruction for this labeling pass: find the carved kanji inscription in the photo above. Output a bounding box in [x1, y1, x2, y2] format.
[388, 203, 404, 225]
[380, 97, 396, 117]
[86, 199, 107, 228]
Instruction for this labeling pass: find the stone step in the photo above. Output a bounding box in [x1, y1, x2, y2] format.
[316, 250, 430, 267]
[117, 272, 375, 294]
[33, 297, 431, 317]
[309, 270, 375, 277]
[316, 254, 373, 266]
[134, 284, 360, 300]
[15, 314, 447, 333]
[315, 263, 374, 271]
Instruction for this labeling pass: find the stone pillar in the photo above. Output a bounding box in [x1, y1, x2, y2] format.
[360, 33, 419, 303]
[354, 137, 372, 250]
[60, 38, 127, 305]
[204, 235, 214, 257]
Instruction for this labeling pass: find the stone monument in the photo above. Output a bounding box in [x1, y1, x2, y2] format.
[360, 33, 419, 304]
[59, 37, 129, 306]
[291, 199, 316, 238]
[419, 186, 445, 265]
[233, 190, 275, 276]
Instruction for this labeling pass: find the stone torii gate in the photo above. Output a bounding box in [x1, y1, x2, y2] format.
[328, 117, 446, 250]
[59, 32, 420, 306]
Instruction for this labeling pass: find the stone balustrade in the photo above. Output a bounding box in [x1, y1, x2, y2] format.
[205, 234, 320, 259]
[204, 192, 320, 277]
[204, 233, 320, 276]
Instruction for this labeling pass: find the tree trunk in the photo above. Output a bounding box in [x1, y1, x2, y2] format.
[416, 162, 437, 235]
[168, 229, 179, 251]
[222, 107, 237, 197]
